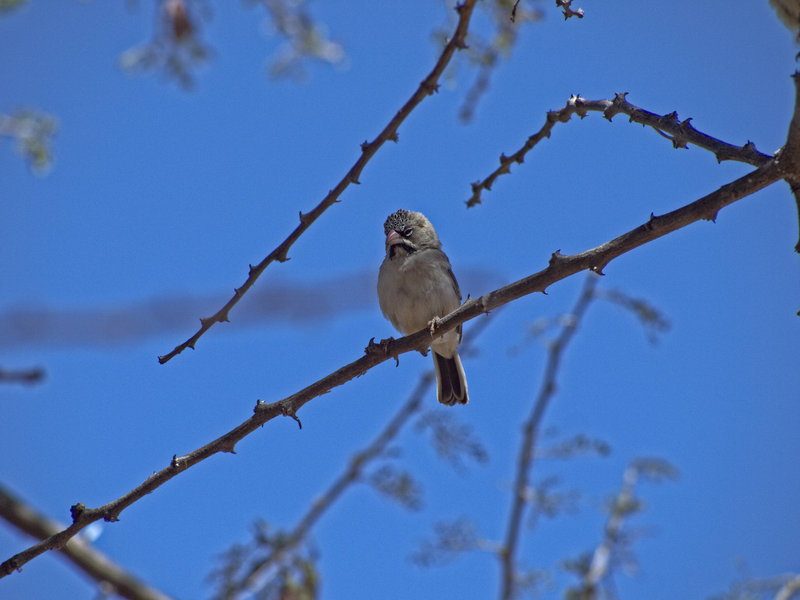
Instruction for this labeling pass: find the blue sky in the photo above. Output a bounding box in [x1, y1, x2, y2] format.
[1, 1, 799, 599]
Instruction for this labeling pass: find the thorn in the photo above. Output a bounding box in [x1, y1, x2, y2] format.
[360, 140, 370, 152]
[199, 317, 210, 328]
[548, 249, 565, 265]
[590, 265, 606, 276]
[70, 503, 86, 523]
[421, 80, 440, 95]
[388, 131, 399, 143]
[280, 402, 302, 429]
[248, 264, 257, 276]
[220, 441, 237, 453]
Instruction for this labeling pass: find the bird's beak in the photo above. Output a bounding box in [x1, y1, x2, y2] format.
[385, 229, 402, 246]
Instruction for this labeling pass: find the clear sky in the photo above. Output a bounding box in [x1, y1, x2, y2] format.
[1, 1, 799, 599]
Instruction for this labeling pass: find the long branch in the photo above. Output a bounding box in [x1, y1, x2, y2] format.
[0, 485, 172, 600]
[499, 274, 598, 600]
[157, 0, 478, 364]
[1, 159, 781, 578]
[466, 93, 773, 207]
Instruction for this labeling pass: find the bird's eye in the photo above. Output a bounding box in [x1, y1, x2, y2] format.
[402, 227, 414, 238]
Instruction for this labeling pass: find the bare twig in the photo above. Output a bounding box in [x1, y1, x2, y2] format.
[157, 0, 479, 364]
[466, 93, 773, 207]
[0, 485, 172, 600]
[1, 159, 780, 578]
[499, 273, 599, 600]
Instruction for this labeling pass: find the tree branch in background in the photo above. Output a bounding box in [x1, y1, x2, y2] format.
[157, 0, 479, 364]
[499, 273, 598, 600]
[466, 93, 773, 207]
[455, 0, 543, 123]
[564, 459, 679, 600]
[0, 366, 45, 385]
[0, 485, 172, 600]
[776, 573, 800, 600]
[0, 158, 780, 577]
[210, 315, 494, 600]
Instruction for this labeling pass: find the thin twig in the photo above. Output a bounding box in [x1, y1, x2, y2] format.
[466, 93, 773, 207]
[499, 274, 598, 600]
[0, 485, 172, 600]
[157, 0, 479, 364]
[1, 159, 780, 578]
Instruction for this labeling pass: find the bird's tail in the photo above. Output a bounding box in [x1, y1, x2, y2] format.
[433, 351, 468, 405]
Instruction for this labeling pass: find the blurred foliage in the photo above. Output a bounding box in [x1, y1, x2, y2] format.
[367, 464, 424, 511]
[537, 432, 612, 460]
[0, 109, 57, 174]
[435, 0, 545, 122]
[0, 0, 26, 13]
[208, 520, 319, 600]
[509, 283, 670, 356]
[120, 0, 213, 89]
[410, 517, 483, 567]
[710, 569, 800, 600]
[563, 458, 678, 600]
[246, 0, 345, 81]
[415, 409, 489, 470]
[598, 288, 671, 345]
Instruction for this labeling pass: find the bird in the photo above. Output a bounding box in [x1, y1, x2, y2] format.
[377, 209, 469, 405]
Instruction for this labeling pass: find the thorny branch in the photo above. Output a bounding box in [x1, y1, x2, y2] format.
[0, 485, 172, 600]
[157, 0, 479, 364]
[0, 155, 781, 578]
[499, 273, 599, 600]
[466, 93, 773, 208]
